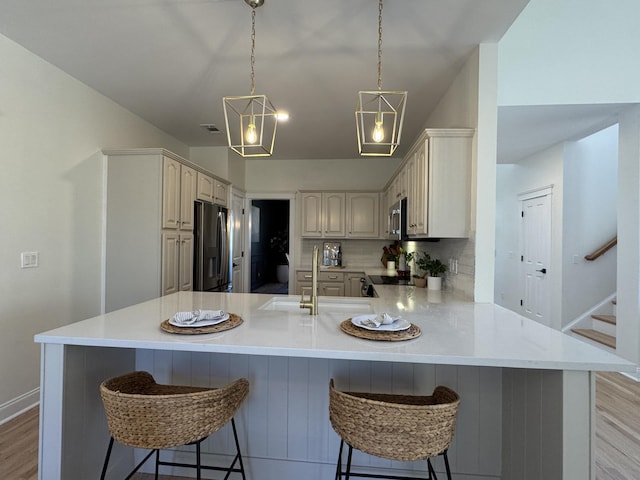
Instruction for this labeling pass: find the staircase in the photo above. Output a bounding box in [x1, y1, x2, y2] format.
[571, 298, 616, 350]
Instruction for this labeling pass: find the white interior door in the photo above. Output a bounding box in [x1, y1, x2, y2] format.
[520, 191, 552, 325]
[231, 191, 246, 293]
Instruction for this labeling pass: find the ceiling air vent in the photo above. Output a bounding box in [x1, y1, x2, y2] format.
[200, 124, 221, 133]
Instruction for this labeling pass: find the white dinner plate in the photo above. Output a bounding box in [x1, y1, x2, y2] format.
[351, 314, 411, 332]
[169, 313, 230, 328]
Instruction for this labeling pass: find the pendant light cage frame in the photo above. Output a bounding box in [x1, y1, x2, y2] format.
[356, 90, 407, 156]
[223, 94, 277, 157]
[355, 0, 407, 157]
[222, 1, 278, 157]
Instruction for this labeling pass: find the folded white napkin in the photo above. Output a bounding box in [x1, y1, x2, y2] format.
[363, 313, 400, 328]
[195, 309, 225, 320]
[171, 310, 225, 325]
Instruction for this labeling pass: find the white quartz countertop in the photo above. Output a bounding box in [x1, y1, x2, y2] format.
[35, 289, 635, 372]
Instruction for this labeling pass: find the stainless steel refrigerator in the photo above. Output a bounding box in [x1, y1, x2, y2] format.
[194, 201, 231, 292]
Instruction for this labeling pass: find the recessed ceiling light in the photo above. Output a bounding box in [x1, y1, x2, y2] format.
[276, 112, 290, 122]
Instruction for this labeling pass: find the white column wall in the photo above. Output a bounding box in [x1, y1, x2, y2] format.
[617, 105, 640, 364]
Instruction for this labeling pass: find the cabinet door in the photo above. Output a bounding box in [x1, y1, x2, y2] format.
[323, 192, 346, 237]
[179, 233, 193, 291]
[161, 232, 180, 295]
[296, 282, 312, 296]
[406, 144, 427, 237]
[426, 131, 472, 237]
[301, 193, 323, 237]
[214, 181, 228, 206]
[379, 190, 389, 239]
[347, 193, 379, 238]
[162, 157, 181, 229]
[180, 165, 196, 231]
[346, 273, 365, 297]
[196, 172, 214, 202]
[319, 282, 345, 296]
[413, 144, 427, 235]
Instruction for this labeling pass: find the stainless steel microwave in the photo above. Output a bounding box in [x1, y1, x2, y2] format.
[388, 198, 407, 240]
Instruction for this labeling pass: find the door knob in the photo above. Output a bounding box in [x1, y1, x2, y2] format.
[536, 268, 547, 274]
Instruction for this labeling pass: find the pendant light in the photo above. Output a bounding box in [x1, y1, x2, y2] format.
[356, 0, 407, 157]
[223, 0, 278, 157]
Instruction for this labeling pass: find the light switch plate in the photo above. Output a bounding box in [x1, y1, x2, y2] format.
[21, 251, 39, 268]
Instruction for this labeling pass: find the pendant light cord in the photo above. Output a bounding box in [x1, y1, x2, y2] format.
[377, 0, 383, 91]
[250, 7, 256, 95]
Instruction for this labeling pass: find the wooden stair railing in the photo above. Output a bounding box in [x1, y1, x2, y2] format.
[584, 236, 617, 261]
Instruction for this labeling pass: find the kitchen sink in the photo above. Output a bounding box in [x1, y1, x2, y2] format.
[259, 296, 373, 313]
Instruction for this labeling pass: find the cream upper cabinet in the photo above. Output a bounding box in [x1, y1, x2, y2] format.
[180, 165, 196, 231]
[300, 192, 323, 237]
[163, 157, 196, 231]
[196, 172, 214, 203]
[197, 172, 229, 207]
[162, 157, 181, 230]
[214, 180, 228, 207]
[406, 128, 474, 238]
[323, 192, 346, 237]
[346, 192, 379, 238]
[300, 192, 346, 238]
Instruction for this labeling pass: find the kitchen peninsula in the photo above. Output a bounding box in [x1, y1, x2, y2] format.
[35, 288, 633, 480]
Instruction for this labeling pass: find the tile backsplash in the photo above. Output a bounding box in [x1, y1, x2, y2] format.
[297, 236, 476, 299]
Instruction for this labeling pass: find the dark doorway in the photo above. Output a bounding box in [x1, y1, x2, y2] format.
[250, 199, 290, 294]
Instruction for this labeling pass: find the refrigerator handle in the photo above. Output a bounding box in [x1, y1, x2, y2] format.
[218, 210, 230, 289]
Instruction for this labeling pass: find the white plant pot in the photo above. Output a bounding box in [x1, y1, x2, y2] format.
[276, 264, 289, 284]
[427, 276, 442, 291]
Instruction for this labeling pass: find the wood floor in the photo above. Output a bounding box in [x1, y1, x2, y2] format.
[2, 372, 639, 479]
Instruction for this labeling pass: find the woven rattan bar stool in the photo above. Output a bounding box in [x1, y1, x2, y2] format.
[329, 379, 460, 480]
[99, 371, 249, 480]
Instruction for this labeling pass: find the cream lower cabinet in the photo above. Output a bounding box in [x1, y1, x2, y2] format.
[346, 273, 366, 297]
[296, 271, 366, 297]
[296, 271, 345, 296]
[161, 232, 194, 295]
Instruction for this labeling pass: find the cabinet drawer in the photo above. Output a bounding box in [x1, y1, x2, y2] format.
[297, 271, 314, 282]
[296, 271, 345, 282]
[319, 271, 344, 282]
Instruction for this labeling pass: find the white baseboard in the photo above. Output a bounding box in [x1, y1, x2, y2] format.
[621, 368, 640, 382]
[0, 388, 39, 425]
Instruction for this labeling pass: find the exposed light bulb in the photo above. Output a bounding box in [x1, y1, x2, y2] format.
[372, 120, 385, 143]
[245, 122, 257, 144]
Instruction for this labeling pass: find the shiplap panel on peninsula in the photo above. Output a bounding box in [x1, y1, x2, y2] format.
[135, 350, 502, 480]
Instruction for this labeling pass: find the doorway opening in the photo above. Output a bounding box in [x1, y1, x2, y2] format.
[250, 199, 290, 294]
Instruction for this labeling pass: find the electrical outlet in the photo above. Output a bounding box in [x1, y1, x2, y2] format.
[21, 251, 39, 268]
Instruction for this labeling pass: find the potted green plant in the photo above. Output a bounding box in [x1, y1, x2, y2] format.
[413, 252, 431, 287]
[426, 257, 447, 291]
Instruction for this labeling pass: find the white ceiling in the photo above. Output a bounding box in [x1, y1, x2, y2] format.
[497, 103, 631, 164]
[0, 0, 529, 160]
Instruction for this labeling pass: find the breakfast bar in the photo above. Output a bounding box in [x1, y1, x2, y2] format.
[35, 290, 634, 480]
